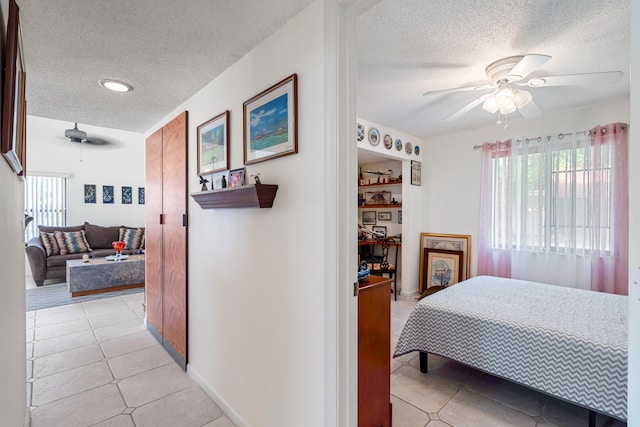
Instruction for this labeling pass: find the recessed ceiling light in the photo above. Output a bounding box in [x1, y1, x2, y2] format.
[99, 79, 133, 92]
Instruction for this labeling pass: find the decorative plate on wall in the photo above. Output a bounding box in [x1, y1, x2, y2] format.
[368, 127, 380, 146]
[414, 145, 420, 155]
[383, 134, 393, 150]
[395, 138, 403, 151]
[357, 123, 365, 141]
[405, 141, 413, 155]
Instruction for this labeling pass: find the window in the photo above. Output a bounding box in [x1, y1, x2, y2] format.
[24, 175, 68, 241]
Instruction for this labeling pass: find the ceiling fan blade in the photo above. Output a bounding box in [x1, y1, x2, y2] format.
[423, 84, 494, 97]
[518, 99, 542, 119]
[520, 71, 623, 87]
[445, 93, 492, 121]
[507, 54, 551, 81]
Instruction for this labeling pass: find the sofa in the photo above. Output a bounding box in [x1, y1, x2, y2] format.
[25, 222, 145, 286]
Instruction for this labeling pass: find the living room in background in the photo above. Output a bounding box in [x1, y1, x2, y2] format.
[24, 174, 68, 241]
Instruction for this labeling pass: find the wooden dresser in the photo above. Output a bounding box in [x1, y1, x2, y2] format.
[358, 275, 392, 427]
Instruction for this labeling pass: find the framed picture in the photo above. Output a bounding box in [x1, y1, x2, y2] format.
[364, 191, 391, 205]
[243, 74, 298, 165]
[122, 186, 133, 204]
[423, 248, 463, 289]
[383, 134, 393, 150]
[228, 167, 245, 188]
[84, 184, 96, 204]
[1, 0, 26, 175]
[419, 232, 471, 293]
[362, 211, 376, 225]
[411, 160, 421, 186]
[197, 110, 229, 175]
[398, 210, 402, 224]
[138, 187, 145, 204]
[372, 225, 387, 238]
[103, 185, 114, 204]
[368, 127, 380, 146]
[378, 211, 392, 221]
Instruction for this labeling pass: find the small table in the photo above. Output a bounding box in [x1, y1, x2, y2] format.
[67, 254, 145, 297]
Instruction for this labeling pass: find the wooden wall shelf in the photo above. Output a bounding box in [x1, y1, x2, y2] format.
[358, 204, 402, 209]
[191, 184, 278, 209]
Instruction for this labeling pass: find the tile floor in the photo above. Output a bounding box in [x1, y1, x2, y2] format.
[389, 294, 627, 427]
[26, 292, 235, 427]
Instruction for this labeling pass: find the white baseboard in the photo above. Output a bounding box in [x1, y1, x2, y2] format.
[187, 365, 249, 427]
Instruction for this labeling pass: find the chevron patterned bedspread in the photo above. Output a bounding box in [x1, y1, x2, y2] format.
[394, 275, 627, 420]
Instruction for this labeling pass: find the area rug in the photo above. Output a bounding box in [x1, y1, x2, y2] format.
[26, 283, 143, 312]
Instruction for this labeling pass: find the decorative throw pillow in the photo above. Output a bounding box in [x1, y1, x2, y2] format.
[119, 227, 144, 250]
[54, 230, 92, 255]
[39, 232, 61, 257]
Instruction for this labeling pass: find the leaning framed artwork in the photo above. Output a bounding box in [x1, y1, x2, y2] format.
[1, 0, 26, 175]
[197, 110, 229, 176]
[243, 74, 298, 165]
[411, 160, 421, 186]
[423, 248, 463, 289]
[419, 232, 471, 293]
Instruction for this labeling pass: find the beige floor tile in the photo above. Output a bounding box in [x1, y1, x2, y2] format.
[27, 310, 36, 319]
[132, 385, 224, 427]
[118, 363, 194, 407]
[33, 330, 96, 357]
[408, 356, 478, 386]
[465, 372, 545, 417]
[35, 318, 92, 340]
[134, 308, 146, 319]
[425, 421, 452, 427]
[109, 345, 173, 379]
[27, 328, 34, 342]
[35, 309, 87, 327]
[26, 316, 35, 329]
[541, 398, 615, 427]
[100, 330, 158, 358]
[391, 365, 458, 413]
[91, 414, 136, 427]
[81, 298, 128, 313]
[27, 342, 33, 359]
[87, 308, 139, 329]
[30, 384, 125, 427]
[27, 360, 33, 380]
[35, 303, 84, 318]
[31, 361, 113, 406]
[390, 394, 430, 427]
[202, 416, 237, 427]
[438, 389, 536, 427]
[33, 344, 104, 378]
[94, 319, 146, 342]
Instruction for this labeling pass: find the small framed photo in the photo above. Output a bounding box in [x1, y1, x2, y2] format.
[372, 225, 387, 238]
[122, 186, 133, 204]
[423, 248, 463, 289]
[103, 185, 114, 204]
[362, 211, 376, 225]
[244, 74, 298, 165]
[364, 191, 391, 205]
[84, 184, 96, 203]
[398, 210, 402, 224]
[411, 160, 421, 186]
[198, 110, 229, 176]
[138, 187, 145, 204]
[228, 167, 246, 188]
[378, 211, 392, 221]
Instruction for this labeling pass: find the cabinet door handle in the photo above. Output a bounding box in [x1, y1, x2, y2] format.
[159, 214, 164, 225]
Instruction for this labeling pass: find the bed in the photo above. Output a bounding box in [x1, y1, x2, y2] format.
[393, 275, 627, 422]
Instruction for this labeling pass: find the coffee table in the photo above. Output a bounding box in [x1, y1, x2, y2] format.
[67, 254, 145, 297]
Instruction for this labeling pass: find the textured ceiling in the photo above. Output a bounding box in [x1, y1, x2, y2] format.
[357, 0, 630, 139]
[18, 0, 314, 133]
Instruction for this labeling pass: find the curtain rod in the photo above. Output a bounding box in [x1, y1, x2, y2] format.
[472, 123, 629, 150]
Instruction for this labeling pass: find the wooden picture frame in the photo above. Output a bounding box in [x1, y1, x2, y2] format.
[423, 248, 463, 289]
[419, 232, 471, 293]
[362, 211, 376, 225]
[228, 167, 245, 188]
[243, 74, 298, 165]
[1, 0, 26, 175]
[372, 225, 387, 238]
[378, 211, 392, 221]
[197, 110, 229, 175]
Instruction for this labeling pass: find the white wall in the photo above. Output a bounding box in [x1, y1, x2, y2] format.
[147, 2, 327, 426]
[423, 99, 630, 278]
[26, 116, 146, 227]
[0, 1, 28, 424]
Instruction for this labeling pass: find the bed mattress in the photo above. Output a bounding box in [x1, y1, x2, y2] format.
[393, 275, 627, 420]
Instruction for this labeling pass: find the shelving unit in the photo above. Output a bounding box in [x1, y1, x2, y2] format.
[191, 184, 278, 209]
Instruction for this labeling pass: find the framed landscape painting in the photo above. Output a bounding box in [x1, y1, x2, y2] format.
[243, 74, 297, 165]
[197, 110, 229, 176]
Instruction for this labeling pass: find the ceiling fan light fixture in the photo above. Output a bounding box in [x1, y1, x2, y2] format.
[499, 103, 517, 115]
[495, 87, 515, 107]
[513, 89, 533, 108]
[99, 79, 133, 93]
[482, 96, 499, 113]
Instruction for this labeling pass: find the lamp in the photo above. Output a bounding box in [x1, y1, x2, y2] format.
[481, 81, 534, 126]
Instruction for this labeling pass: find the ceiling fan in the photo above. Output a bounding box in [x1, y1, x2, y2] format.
[64, 122, 111, 145]
[423, 54, 623, 123]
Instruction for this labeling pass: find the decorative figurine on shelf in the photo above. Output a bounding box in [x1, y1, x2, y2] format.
[221, 175, 227, 188]
[199, 176, 209, 191]
[250, 173, 262, 184]
[357, 260, 370, 281]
